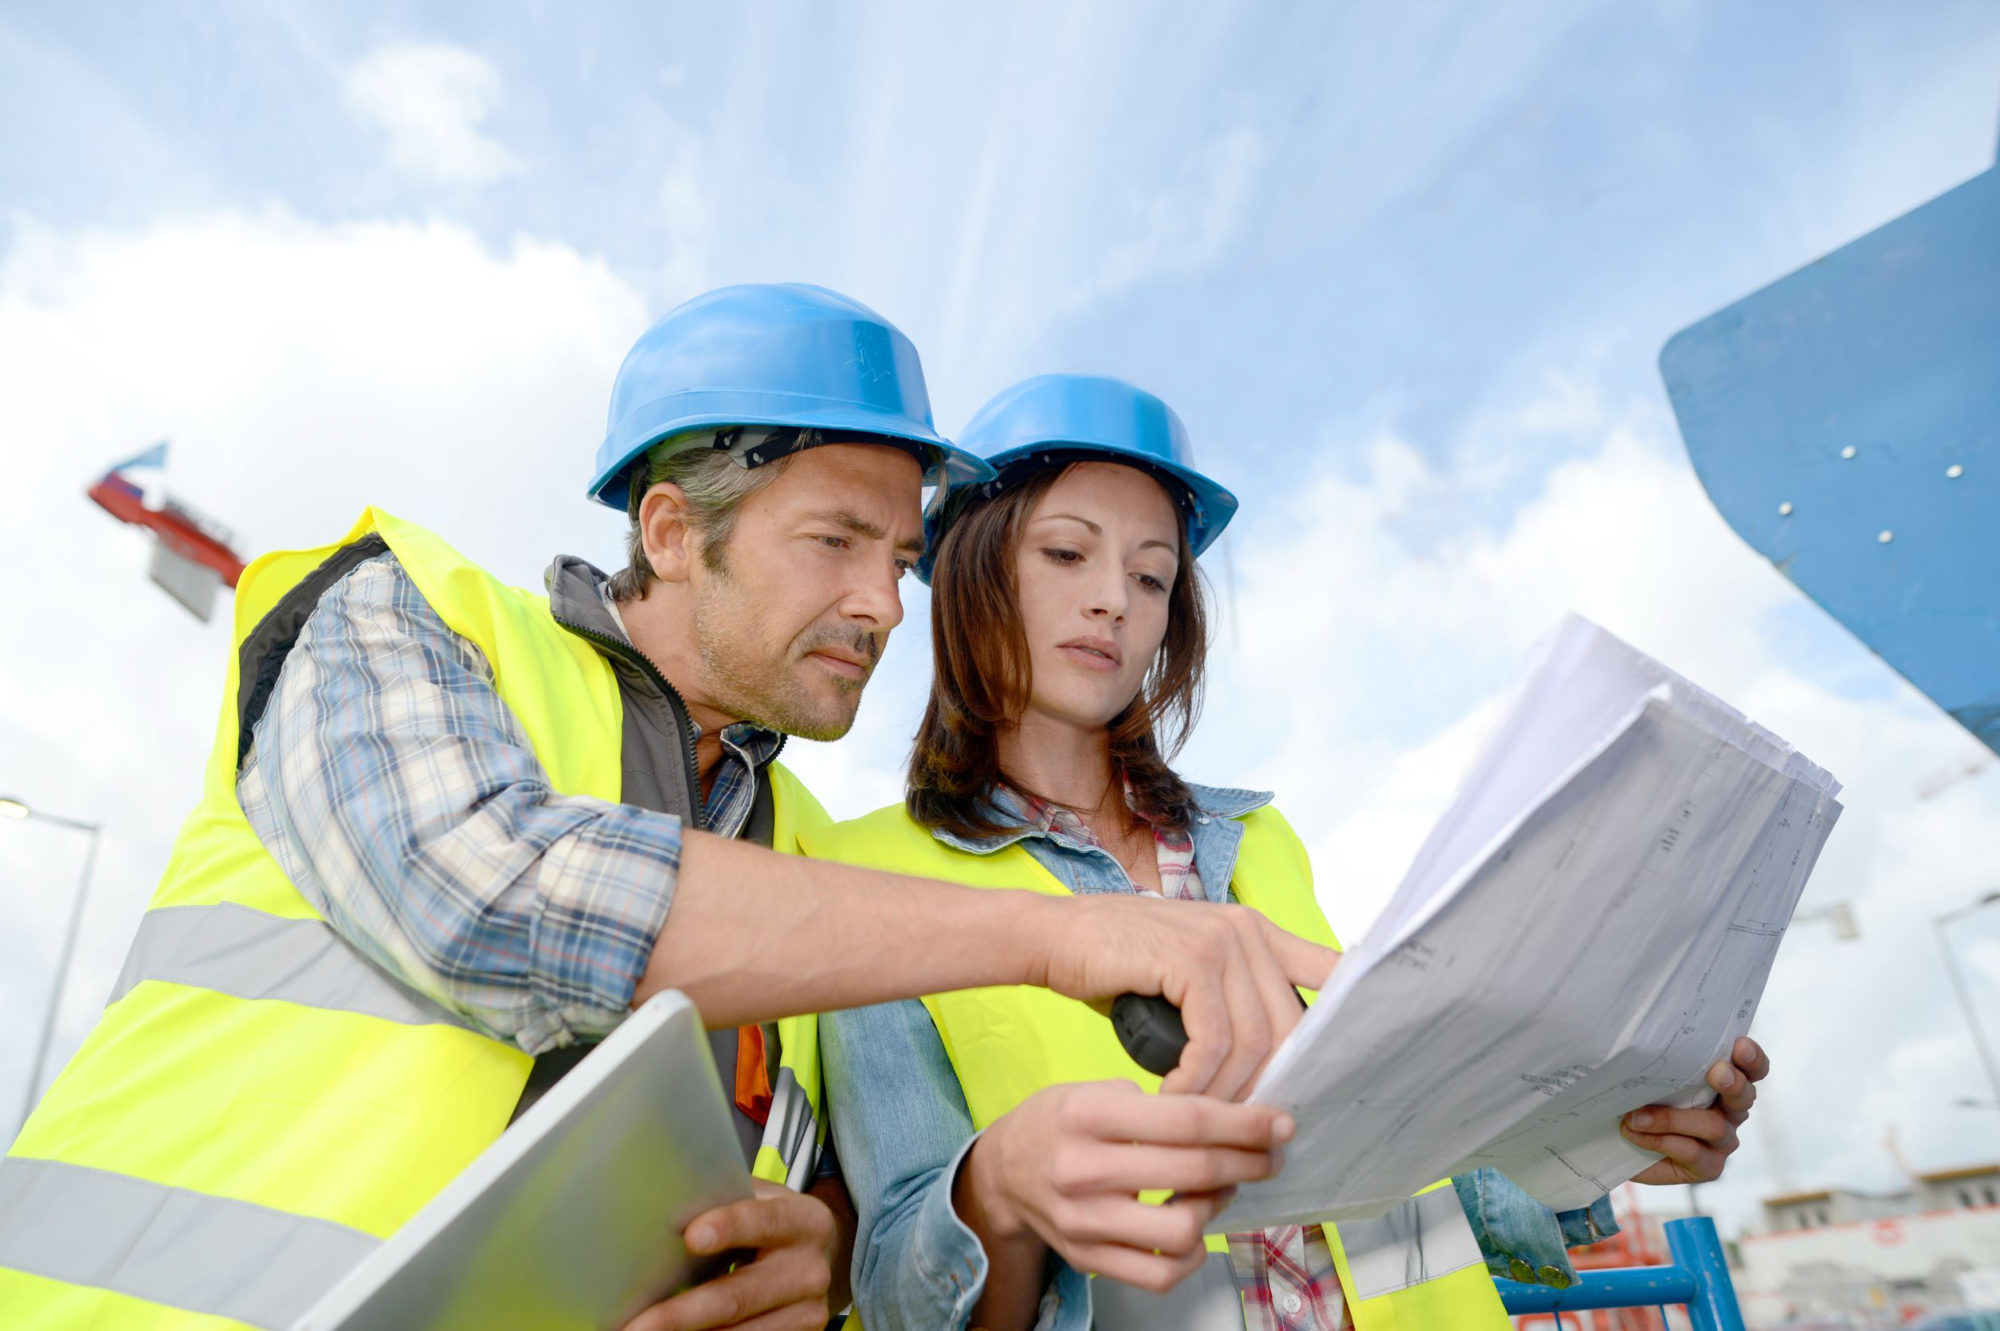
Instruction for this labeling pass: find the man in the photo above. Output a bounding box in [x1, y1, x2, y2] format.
[0, 284, 1334, 1330]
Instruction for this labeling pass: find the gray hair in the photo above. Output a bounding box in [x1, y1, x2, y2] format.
[606, 440, 791, 601]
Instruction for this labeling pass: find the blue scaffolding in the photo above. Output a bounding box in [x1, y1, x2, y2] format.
[1495, 1217, 1745, 1331]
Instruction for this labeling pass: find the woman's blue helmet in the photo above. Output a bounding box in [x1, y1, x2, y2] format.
[919, 373, 1238, 582]
[589, 283, 993, 510]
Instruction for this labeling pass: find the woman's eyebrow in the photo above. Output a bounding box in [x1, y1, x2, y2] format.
[1035, 512, 1102, 535]
[1037, 512, 1175, 555]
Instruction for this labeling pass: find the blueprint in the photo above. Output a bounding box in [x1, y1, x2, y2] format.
[1214, 615, 1842, 1231]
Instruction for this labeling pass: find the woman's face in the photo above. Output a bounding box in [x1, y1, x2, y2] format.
[1013, 461, 1182, 734]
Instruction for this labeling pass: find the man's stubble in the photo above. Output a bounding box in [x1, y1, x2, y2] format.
[689, 556, 880, 743]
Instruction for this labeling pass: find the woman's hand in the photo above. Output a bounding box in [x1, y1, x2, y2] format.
[1622, 1037, 1770, 1186]
[955, 1079, 1292, 1323]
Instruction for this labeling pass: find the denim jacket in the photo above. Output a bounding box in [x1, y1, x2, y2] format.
[818, 783, 1615, 1330]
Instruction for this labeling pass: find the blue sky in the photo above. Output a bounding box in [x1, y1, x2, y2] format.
[13, 1, 1996, 449]
[3, 0, 1998, 1248]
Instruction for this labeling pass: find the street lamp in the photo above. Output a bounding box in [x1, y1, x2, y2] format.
[0, 796, 103, 1138]
[1935, 891, 2000, 1117]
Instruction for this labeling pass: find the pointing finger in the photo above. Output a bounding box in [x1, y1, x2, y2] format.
[1256, 915, 1340, 992]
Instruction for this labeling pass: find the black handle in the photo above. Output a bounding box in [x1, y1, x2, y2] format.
[1110, 993, 1189, 1077]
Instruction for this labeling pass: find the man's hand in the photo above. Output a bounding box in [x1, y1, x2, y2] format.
[622, 1181, 834, 1331]
[1040, 895, 1337, 1099]
[961, 1080, 1294, 1298]
[1623, 1037, 1770, 1186]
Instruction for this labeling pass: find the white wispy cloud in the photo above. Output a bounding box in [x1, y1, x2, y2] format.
[343, 42, 522, 185]
[1077, 126, 1271, 305]
[654, 116, 711, 303]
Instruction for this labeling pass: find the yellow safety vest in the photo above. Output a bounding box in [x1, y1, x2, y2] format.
[801, 804, 1510, 1331]
[0, 509, 830, 1331]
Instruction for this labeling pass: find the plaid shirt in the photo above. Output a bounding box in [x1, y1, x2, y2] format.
[237, 550, 780, 1054]
[1007, 788, 1352, 1330]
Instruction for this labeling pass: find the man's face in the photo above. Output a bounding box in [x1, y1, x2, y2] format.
[689, 443, 925, 741]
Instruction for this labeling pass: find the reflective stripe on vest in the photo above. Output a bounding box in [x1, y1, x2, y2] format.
[800, 805, 1511, 1331]
[754, 761, 831, 1191]
[109, 903, 473, 1030]
[2, 509, 830, 1330]
[0, 1157, 377, 1331]
[1338, 1186, 1485, 1302]
[756, 1066, 819, 1192]
[1089, 1252, 1244, 1330]
[1090, 1192, 1486, 1331]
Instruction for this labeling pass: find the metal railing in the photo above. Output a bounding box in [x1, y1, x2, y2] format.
[1496, 1216, 1744, 1331]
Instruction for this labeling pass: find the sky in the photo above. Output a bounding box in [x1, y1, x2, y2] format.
[2, 0, 1998, 1242]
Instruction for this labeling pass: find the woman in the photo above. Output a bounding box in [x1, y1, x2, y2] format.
[808, 374, 1764, 1331]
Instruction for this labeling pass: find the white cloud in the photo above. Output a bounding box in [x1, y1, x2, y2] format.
[343, 42, 522, 185]
[1200, 420, 1793, 934]
[0, 209, 648, 1111]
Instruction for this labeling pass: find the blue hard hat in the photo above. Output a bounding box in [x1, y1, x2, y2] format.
[588, 283, 993, 508]
[921, 373, 1238, 581]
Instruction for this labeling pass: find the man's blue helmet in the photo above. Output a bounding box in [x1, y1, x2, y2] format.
[588, 283, 993, 509]
[920, 373, 1238, 582]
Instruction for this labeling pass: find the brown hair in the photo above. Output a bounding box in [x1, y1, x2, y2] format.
[908, 464, 1210, 840]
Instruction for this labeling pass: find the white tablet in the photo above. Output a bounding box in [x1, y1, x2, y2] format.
[294, 990, 754, 1331]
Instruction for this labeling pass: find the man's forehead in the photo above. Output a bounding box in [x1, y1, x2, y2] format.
[784, 439, 924, 481]
[813, 437, 927, 474]
[765, 442, 925, 530]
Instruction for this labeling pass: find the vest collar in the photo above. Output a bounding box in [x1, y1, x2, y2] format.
[544, 554, 785, 761]
[545, 554, 628, 645]
[930, 780, 1273, 857]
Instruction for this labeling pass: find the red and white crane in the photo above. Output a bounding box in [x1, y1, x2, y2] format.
[84, 442, 247, 622]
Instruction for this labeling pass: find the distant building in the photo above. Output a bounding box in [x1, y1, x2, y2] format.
[1761, 1187, 1910, 1234]
[1736, 1163, 2000, 1328]
[1917, 1165, 2000, 1215]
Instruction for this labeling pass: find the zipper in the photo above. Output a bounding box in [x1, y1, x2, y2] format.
[552, 614, 787, 830]
[553, 616, 707, 830]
